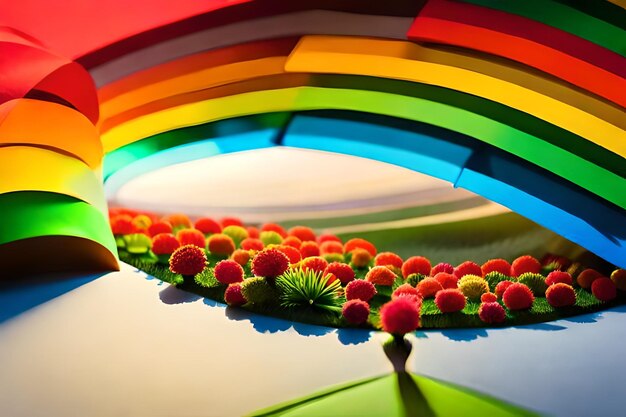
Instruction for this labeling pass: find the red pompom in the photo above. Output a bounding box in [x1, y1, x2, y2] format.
[324, 262, 355, 285]
[251, 248, 290, 278]
[275, 245, 301, 264]
[162, 213, 192, 229]
[591, 277, 617, 302]
[350, 248, 372, 268]
[546, 283, 576, 307]
[434, 289, 466, 313]
[545, 271, 573, 286]
[431, 262, 454, 276]
[301, 256, 329, 275]
[300, 241, 320, 258]
[481, 292, 498, 303]
[224, 284, 247, 306]
[241, 238, 264, 251]
[502, 283, 534, 310]
[434, 272, 458, 289]
[214, 259, 245, 284]
[365, 266, 397, 286]
[402, 256, 432, 278]
[207, 234, 236, 256]
[169, 245, 207, 276]
[454, 261, 482, 279]
[110, 214, 136, 235]
[611, 269, 626, 291]
[288, 226, 316, 242]
[478, 302, 506, 324]
[417, 278, 443, 299]
[317, 234, 342, 244]
[152, 233, 180, 255]
[344, 238, 377, 256]
[231, 249, 251, 266]
[320, 241, 344, 255]
[246, 226, 260, 239]
[495, 280, 514, 298]
[342, 300, 370, 324]
[375, 252, 404, 269]
[261, 223, 287, 238]
[147, 221, 173, 237]
[281, 236, 302, 249]
[577, 269, 602, 289]
[393, 283, 421, 300]
[176, 229, 206, 249]
[194, 218, 222, 235]
[511, 255, 541, 277]
[345, 279, 377, 302]
[481, 259, 512, 276]
[380, 297, 421, 335]
[220, 217, 243, 228]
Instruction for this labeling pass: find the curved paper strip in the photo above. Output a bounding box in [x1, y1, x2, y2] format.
[0, 236, 119, 277]
[0, 99, 103, 168]
[0, 191, 118, 262]
[458, 0, 626, 56]
[0, 31, 99, 123]
[285, 35, 626, 152]
[89, 10, 413, 87]
[408, 6, 626, 107]
[0, 146, 107, 213]
[99, 80, 626, 209]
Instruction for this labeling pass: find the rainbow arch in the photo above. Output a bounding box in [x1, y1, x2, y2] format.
[1, 0, 624, 275]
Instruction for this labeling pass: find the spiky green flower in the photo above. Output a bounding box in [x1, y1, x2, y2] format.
[485, 271, 510, 291]
[458, 274, 489, 300]
[240, 277, 278, 305]
[406, 273, 426, 287]
[517, 273, 547, 296]
[222, 225, 248, 246]
[123, 233, 152, 254]
[260, 231, 283, 246]
[194, 268, 220, 289]
[275, 268, 342, 313]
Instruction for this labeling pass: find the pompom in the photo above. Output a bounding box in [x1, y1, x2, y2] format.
[478, 302, 506, 324]
[152, 233, 180, 255]
[299, 241, 320, 258]
[511, 255, 541, 277]
[546, 283, 576, 307]
[176, 229, 206, 248]
[393, 284, 421, 300]
[342, 300, 370, 324]
[246, 226, 259, 239]
[261, 223, 287, 238]
[110, 214, 136, 235]
[320, 240, 343, 255]
[454, 261, 482, 279]
[318, 234, 342, 244]
[148, 221, 173, 237]
[375, 252, 403, 269]
[434, 272, 458, 289]
[323, 253, 345, 263]
[241, 238, 264, 251]
[344, 238, 377, 256]
[276, 245, 301, 264]
[495, 280, 514, 298]
[194, 218, 221, 235]
[345, 279, 377, 302]
[350, 248, 372, 268]
[481, 292, 498, 303]
[417, 278, 443, 299]
[251, 248, 290, 278]
[577, 269, 602, 289]
[431, 262, 454, 276]
[591, 277, 617, 302]
[123, 233, 152, 254]
[502, 283, 534, 310]
[481, 259, 512, 276]
[406, 273, 426, 287]
[169, 245, 207, 276]
[163, 213, 192, 230]
[611, 269, 626, 291]
[402, 256, 432, 278]
[207, 233, 236, 256]
[132, 214, 152, 231]
[434, 289, 466, 313]
[240, 277, 278, 305]
[220, 217, 243, 228]
[458, 275, 489, 300]
[231, 249, 251, 266]
[379, 297, 421, 335]
[365, 266, 397, 286]
[324, 262, 355, 285]
[484, 271, 510, 291]
[288, 226, 316, 242]
[517, 273, 548, 296]
[214, 259, 244, 284]
[222, 225, 248, 246]
[260, 231, 283, 246]
[546, 270, 573, 286]
[224, 284, 247, 306]
[281, 236, 302, 249]
[301, 256, 329, 275]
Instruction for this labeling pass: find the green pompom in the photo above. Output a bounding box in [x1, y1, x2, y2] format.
[458, 275, 489, 300]
[194, 268, 220, 289]
[123, 233, 152, 255]
[260, 231, 283, 246]
[323, 253, 345, 263]
[222, 225, 248, 246]
[406, 273, 426, 287]
[517, 273, 547, 296]
[240, 277, 279, 305]
[485, 271, 510, 291]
